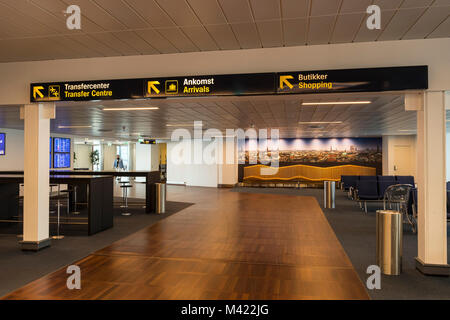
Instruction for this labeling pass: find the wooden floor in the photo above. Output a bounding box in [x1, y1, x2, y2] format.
[2, 186, 369, 300]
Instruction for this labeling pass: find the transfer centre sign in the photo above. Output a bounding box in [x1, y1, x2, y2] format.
[30, 66, 428, 102]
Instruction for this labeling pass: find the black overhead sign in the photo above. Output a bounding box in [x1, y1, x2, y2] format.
[30, 66, 428, 102]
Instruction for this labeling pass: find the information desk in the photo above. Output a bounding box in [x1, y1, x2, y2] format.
[0, 174, 113, 235]
[0, 170, 161, 213]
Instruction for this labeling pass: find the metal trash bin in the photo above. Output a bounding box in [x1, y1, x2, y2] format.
[155, 183, 166, 214]
[376, 210, 402, 275]
[323, 181, 335, 209]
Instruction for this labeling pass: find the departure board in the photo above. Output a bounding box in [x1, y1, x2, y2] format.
[53, 137, 71, 153]
[0, 133, 5, 156]
[53, 153, 70, 168]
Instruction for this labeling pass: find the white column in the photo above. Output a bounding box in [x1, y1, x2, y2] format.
[416, 91, 449, 275]
[20, 103, 55, 251]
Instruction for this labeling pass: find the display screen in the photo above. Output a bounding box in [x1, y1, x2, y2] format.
[0, 133, 5, 156]
[53, 137, 71, 153]
[54, 153, 70, 168]
[49, 137, 52, 168]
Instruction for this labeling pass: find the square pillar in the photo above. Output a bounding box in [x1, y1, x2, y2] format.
[20, 103, 55, 251]
[416, 91, 449, 275]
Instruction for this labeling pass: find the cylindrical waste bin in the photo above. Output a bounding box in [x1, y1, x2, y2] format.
[323, 181, 335, 209]
[155, 183, 166, 214]
[376, 210, 402, 275]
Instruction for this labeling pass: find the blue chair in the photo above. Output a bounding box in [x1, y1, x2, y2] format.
[396, 175, 414, 186]
[359, 175, 377, 181]
[342, 175, 358, 191]
[356, 180, 379, 213]
[377, 176, 396, 199]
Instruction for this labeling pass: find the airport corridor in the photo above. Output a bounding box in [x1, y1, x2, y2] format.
[2, 186, 369, 300]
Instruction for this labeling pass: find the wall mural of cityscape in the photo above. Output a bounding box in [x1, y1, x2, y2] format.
[238, 137, 382, 167]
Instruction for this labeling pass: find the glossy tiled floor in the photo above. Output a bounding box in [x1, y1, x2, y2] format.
[2, 186, 369, 300]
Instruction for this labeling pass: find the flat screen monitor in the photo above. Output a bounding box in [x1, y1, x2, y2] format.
[53, 137, 71, 153]
[0, 133, 5, 156]
[54, 153, 70, 168]
[49, 137, 52, 168]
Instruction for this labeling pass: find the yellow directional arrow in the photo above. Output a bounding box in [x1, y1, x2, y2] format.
[279, 75, 294, 89]
[147, 81, 160, 94]
[33, 86, 45, 99]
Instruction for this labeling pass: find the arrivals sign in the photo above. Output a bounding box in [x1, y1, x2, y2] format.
[30, 66, 427, 102]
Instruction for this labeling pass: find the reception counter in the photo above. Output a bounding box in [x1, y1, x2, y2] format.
[0, 174, 114, 235]
[0, 170, 161, 213]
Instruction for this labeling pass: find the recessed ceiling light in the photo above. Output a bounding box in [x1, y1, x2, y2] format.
[58, 125, 92, 129]
[102, 107, 159, 111]
[298, 121, 343, 124]
[398, 129, 416, 132]
[302, 101, 371, 105]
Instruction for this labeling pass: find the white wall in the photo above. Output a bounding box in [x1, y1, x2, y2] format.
[0, 128, 25, 170]
[446, 131, 450, 182]
[135, 143, 151, 171]
[0, 128, 76, 170]
[167, 138, 238, 188]
[382, 135, 417, 177]
[73, 144, 92, 170]
[150, 144, 160, 171]
[0, 38, 449, 106]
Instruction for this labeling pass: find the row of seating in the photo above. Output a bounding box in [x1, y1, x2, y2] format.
[341, 175, 415, 193]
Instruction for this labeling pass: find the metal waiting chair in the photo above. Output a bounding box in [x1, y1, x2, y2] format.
[355, 179, 379, 213]
[383, 184, 416, 233]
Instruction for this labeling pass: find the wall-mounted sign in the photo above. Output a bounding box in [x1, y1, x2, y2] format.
[277, 66, 428, 94]
[30, 66, 428, 102]
[144, 73, 274, 98]
[139, 139, 156, 145]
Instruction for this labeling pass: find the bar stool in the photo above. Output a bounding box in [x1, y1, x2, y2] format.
[63, 185, 80, 215]
[52, 184, 68, 240]
[120, 184, 133, 216]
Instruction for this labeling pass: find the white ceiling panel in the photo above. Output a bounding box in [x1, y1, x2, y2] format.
[373, 0, 403, 10]
[154, 0, 201, 26]
[310, 0, 341, 16]
[67, 34, 122, 57]
[205, 24, 240, 50]
[403, 7, 450, 39]
[340, 0, 372, 13]
[331, 13, 364, 43]
[88, 32, 141, 56]
[157, 27, 199, 52]
[61, 0, 127, 31]
[256, 21, 283, 47]
[0, 0, 447, 62]
[135, 29, 179, 53]
[378, 7, 426, 41]
[401, 0, 434, 8]
[93, 0, 149, 29]
[307, 16, 335, 44]
[186, 0, 227, 24]
[126, 0, 175, 28]
[283, 18, 307, 46]
[217, 0, 253, 23]
[281, 0, 309, 19]
[353, 10, 397, 42]
[182, 26, 220, 51]
[230, 23, 262, 48]
[250, 0, 281, 21]
[113, 31, 159, 55]
[427, 16, 450, 38]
